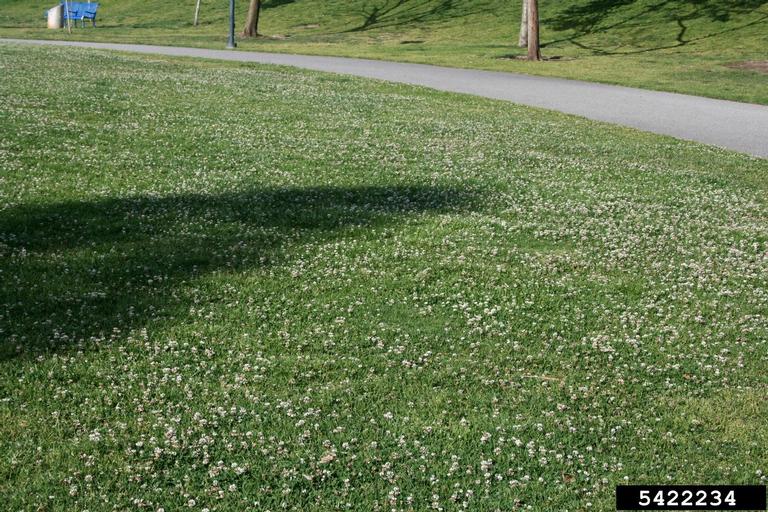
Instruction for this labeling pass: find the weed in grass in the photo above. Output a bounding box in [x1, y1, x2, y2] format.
[1, 45, 767, 510]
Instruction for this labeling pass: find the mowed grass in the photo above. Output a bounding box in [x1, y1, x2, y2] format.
[1, 0, 767, 104]
[1, 44, 768, 511]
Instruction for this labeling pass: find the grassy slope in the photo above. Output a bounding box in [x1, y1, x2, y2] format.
[0, 0, 767, 104]
[1, 44, 768, 510]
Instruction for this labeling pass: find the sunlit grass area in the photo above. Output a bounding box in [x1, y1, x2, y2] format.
[1, 44, 767, 510]
[1, 0, 767, 103]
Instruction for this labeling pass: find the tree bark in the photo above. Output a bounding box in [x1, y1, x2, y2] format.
[518, 0, 528, 48]
[242, 0, 261, 37]
[527, 0, 541, 61]
[194, 0, 201, 26]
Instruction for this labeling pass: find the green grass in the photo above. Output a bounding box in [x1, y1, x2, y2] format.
[1, 44, 768, 510]
[1, 0, 768, 104]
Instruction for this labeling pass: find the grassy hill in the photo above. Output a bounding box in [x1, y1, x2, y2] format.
[2, 42, 768, 510]
[1, 0, 767, 103]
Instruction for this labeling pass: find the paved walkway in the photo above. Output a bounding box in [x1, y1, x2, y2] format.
[3, 38, 767, 158]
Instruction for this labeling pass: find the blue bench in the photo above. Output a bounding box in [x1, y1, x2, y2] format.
[44, 2, 100, 27]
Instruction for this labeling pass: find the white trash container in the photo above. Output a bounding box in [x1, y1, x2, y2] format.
[47, 5, 63, 29]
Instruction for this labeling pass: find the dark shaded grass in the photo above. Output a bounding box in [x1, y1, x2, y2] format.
[0, 185, 474, 359]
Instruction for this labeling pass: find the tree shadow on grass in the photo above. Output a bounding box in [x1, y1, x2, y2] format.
[543, 0, 768, 54]
[344, 0, 496, 33]
[0, 185, 475, 361]
[263, 0, 298, 9]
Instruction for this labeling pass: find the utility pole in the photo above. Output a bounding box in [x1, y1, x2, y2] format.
[227, 0, 237, 49]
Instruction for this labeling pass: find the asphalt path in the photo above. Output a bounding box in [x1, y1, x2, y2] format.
[3, 38, 767, 157]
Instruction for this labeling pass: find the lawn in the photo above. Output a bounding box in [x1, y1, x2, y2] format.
[1, 44, 767, 511]
[0, 0, 767, 104]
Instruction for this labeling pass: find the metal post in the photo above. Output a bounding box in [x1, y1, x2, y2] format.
[64, 0, 72, 33]
[227, 0, 236, 49]
[194, 0, 202, 26]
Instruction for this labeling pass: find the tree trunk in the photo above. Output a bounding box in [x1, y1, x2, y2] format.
[518, 0, 528, 48]
[242, 0, 261, 37]
[527, 0, 541, 61]
[194, 0, 201, 26]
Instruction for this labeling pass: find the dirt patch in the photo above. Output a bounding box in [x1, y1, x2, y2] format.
[727, 61, 768, 74]
[496, 54, 570, 62]
[294, 24, 320, 29]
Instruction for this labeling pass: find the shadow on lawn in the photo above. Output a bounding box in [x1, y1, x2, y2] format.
[0, 185, 473, 361]
[544, 0, 768, 54]
[263, 0, 298, 9]
[345, 0, 495, 33]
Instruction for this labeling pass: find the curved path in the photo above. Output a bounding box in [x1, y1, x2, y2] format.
[4, 38, 768, 158]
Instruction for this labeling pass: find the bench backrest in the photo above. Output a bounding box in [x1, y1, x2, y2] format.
[81, 3, 99, 13]
[62, 2, 99, 16]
